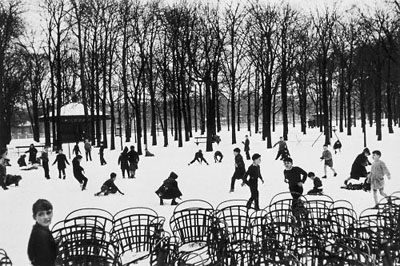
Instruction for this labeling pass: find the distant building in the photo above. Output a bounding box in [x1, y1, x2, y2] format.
[40, 102, 110, 143]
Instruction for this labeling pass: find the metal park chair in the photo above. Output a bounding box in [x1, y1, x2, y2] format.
[0, 249, 12, 266]
[112, 207, 169, 266]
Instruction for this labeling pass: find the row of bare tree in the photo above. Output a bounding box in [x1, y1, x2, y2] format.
[1, 0, 400, 152]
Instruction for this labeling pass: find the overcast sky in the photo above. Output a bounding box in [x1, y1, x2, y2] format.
[20, 0, 383, 44]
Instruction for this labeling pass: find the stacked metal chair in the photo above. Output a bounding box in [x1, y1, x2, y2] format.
[169, 199, 222, 265]
[214, 199, 258, 265]
[112, 207, 171, 265]
[0, 248, 12, 266]
[52, 208, 117, 265]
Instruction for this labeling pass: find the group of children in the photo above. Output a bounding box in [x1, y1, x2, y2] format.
[230, 137, 392, 211]
[18, 134, 392, 266]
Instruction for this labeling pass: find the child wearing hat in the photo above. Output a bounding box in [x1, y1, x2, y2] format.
[242, 153, 264, 210]
[155, 172, 182, 205]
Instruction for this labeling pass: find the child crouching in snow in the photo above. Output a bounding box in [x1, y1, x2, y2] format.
[306, 172, 323, 195]
[95, 172, 124, 196]
[367, 150, 391, 208]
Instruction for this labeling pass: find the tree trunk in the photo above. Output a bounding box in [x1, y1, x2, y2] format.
[247, 74, 251, 134]
[387, 59, 394, 134]
[143, 86, 147, 148]
[375, 65, 382, 140]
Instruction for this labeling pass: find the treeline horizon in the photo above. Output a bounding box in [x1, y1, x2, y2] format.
[1, 0, 400, 153]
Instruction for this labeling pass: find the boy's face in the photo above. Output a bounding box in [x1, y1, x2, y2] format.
[372, 153, 380, 160]
[323, 146, 328, 150]
[254, 157, 261, 165]
[34, 209, 53, 228]
[284, 161, 292, 170]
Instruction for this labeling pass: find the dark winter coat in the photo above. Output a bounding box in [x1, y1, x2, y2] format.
[53, 154, 69, 170]
[72, 157, 84, 178]
[243, 139, 250, 151]
[233, 154, 246, 179]
[26, 147, 38, 164]
[350, 153, 370, 180]
[72, 145, 81, 156]
[27, 223, 57, 266]
[194, 151, 204, 160]
[18, 156, 27, 167]
[156, 172, 182, 199]
[101, 179, 122, 194]
[127, 150, 139, 169]
[284, 166, 307, 188]
[118, 152, 130, 170]
[313, 177, 323, 189]
[243, 164, 263, 187]
[274, 140, 287, 151]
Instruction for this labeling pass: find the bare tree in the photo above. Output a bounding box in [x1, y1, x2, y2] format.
[0, 0, 25, 149]
[222, 2, 248, 144]
[311, 5, 338, 145]
[247, 2, 280, 148]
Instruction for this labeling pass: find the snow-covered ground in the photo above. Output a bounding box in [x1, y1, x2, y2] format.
[1, 123, 399, 265]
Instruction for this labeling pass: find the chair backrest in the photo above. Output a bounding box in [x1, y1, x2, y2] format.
[270, 191, 306, 206]
[55, 225, 117, 265]
[169, 200, 215, 245]
[64, 208, 114, 232]
[305, 198, 334, 234]
[112, 207, 165, 254]
[0, 249, 12, 266]
[215, 200, 254, 242]
[328, 204, 358, 237]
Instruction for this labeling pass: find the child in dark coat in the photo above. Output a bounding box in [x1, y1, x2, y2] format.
[242, 153, 264, 210]
[283, 157, 307, 201]
[127, 146, 139, 178]
[118, 147, 130, 178]
[26, 144, 38, 164]
[72, 142, 81, 156]
[344, 148, 371, 185]
[52, 149, 69, 179]
[307, 172, 323, 195]
[230, 148, 246, 192]
[273, 137, 290, 160]
[155, 172, 182, 205]
[188, 150, 209, 165]
[27, 199, 57, 266]
[99, 143, 107, 165]
[72, 155, 88, 191]
[18, 154, 27, 167]
[95, 172, 124, 196]
[39, 146, 50, 179]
